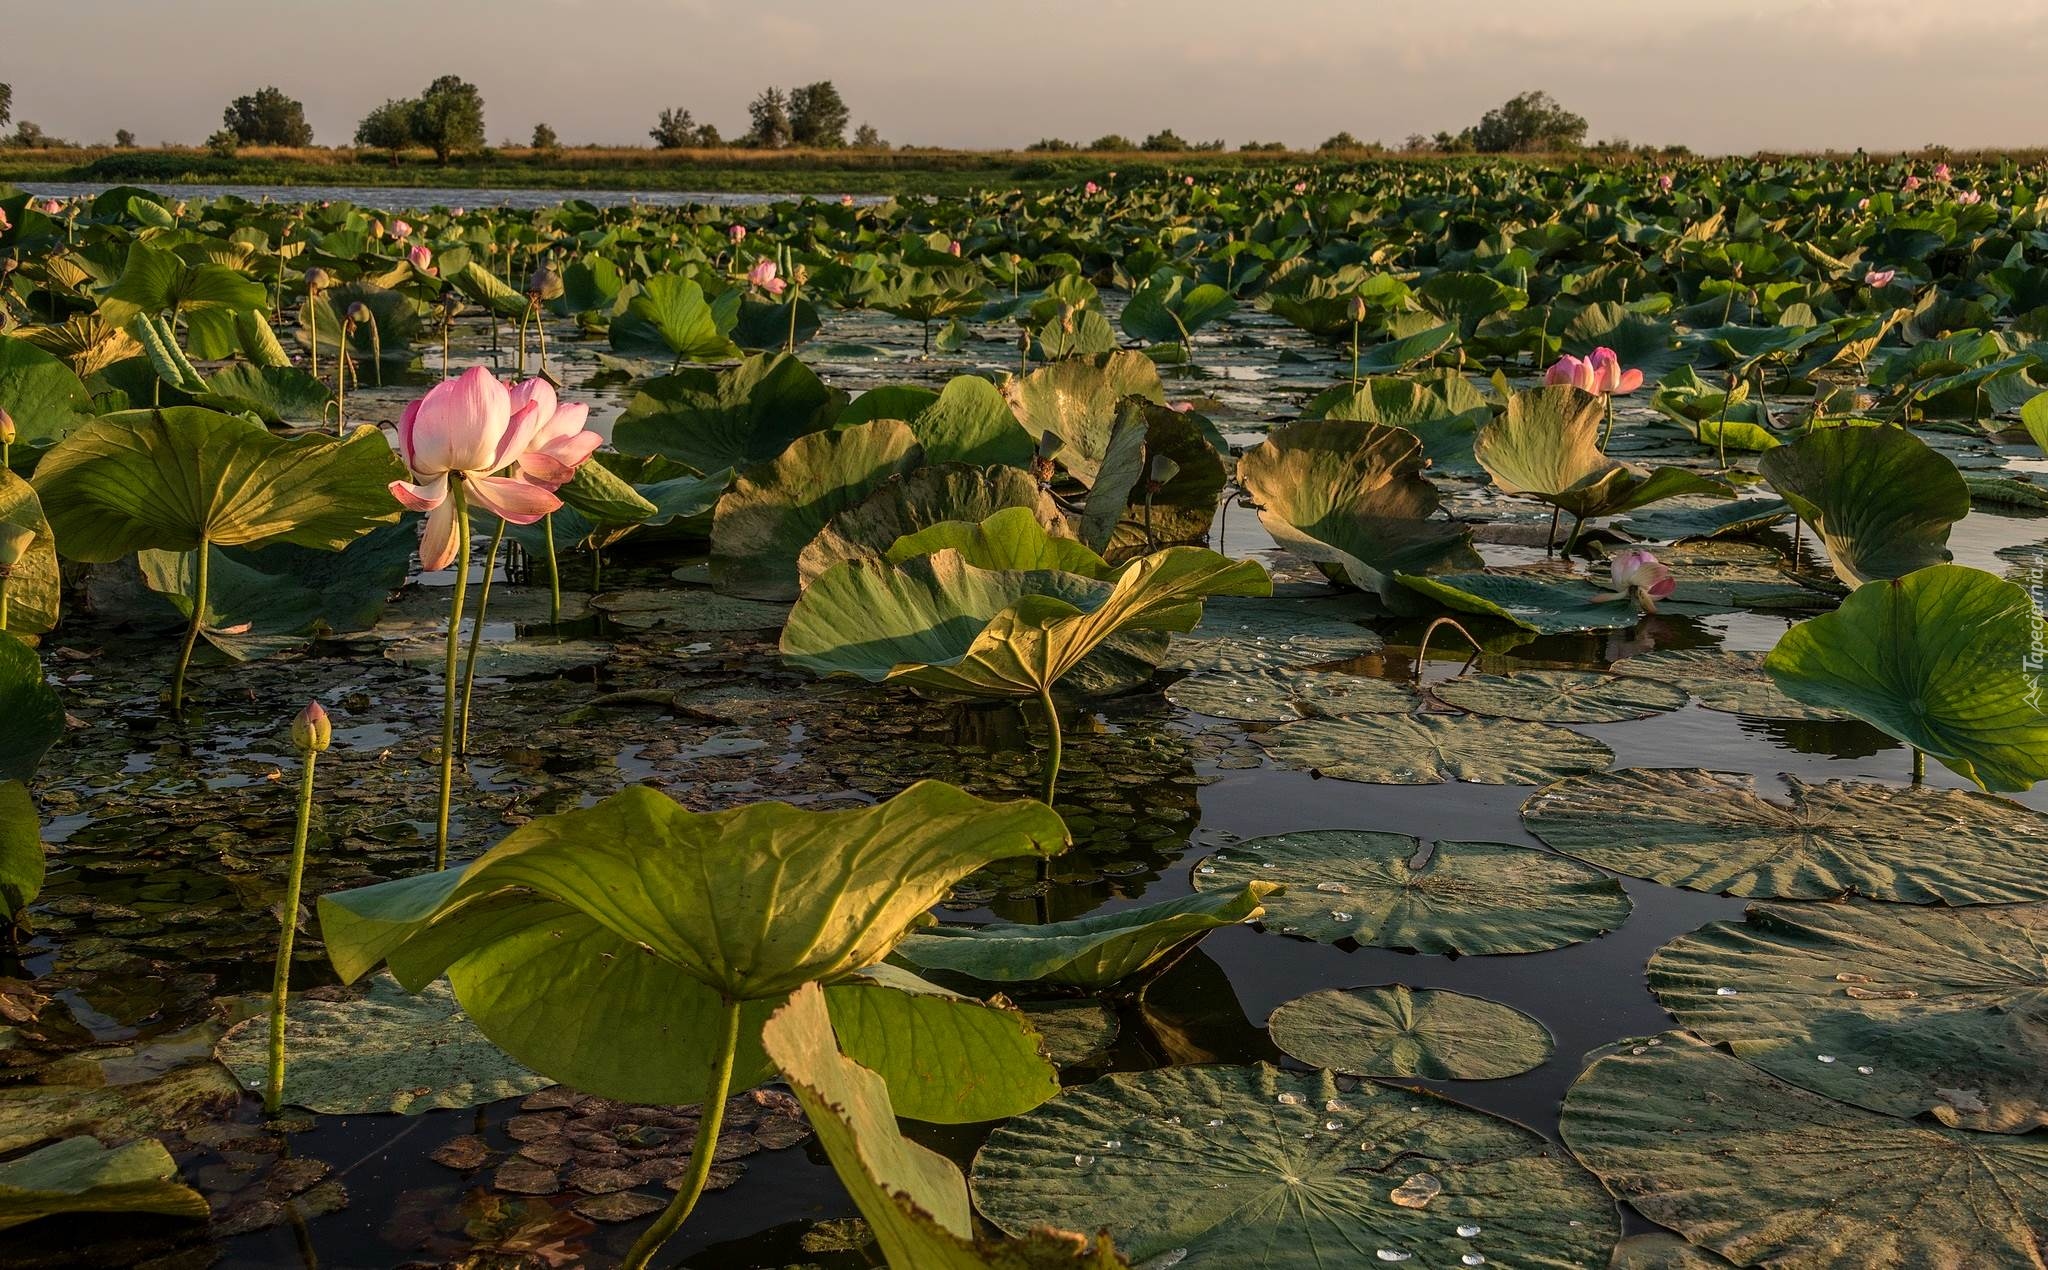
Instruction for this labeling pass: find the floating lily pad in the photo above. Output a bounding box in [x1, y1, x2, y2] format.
[1560, 1032, 2048, 1269]
[1613, 649, 1847, 721]
[896, 885, 1277, 988]
[1018, 1002, 1121, 1068]
[1524, 768, 2048, 903]
[1256, 713, 1613, 785]
[1268, 985, 1554, 1080]
[383, 636, 610, 678]
[1434, 670, 1688, 723]
[972, 1064, 1617, 1267]
[0, 1063, 241, 1154]
[215, 975, 553, 1115]
[1617, 497, 1791, 542]
[1649, 901, 2048, 1132]
[1397, 569, 1816, 635]
[1164, 667, 1418, 722]
[1608, 1233, 1737, 1269]
[0, 1136, 208, 1231]
[1191, 831, 1630, 953]
[1163, 593, 1385, 673]
[589, 590, 790, 632]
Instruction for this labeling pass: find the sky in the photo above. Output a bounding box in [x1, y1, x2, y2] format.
[7, 0, 2048, 154]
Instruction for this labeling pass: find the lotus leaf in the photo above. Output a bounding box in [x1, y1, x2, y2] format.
[1757, 425, 1967, 585]
[1002, 351, 1165, 486]
[612, 353, 843, 473]
[0, 1137, 208, 1232]
[1255, 712, 1614, 785]
[1267, 985, 1554, 1079]
[1433, 669, 1689, 723]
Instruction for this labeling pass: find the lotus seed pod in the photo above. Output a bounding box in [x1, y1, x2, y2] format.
[305, 267, 333, 294]
[345, 301, 373, 326]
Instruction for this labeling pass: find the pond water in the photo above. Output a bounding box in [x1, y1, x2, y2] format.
[9, 182, 889, 211]
[11, 287, 2048, 1269]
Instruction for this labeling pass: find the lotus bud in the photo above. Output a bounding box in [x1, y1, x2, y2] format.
[792, 263, 809, 287]
[369, 218, 385, 238]
[0, 520, 33, 571]
[408, 245, 434, 273]
[305, 267, 333, 295]
[527, 263, 563, 300]
[1145, 453, 1180, 494]
[0, 208, 10, 234]
[291, 701, 332, 754]
[1349, 296, 1369, 324]
[0, 254, 15, 277]
[0, 407, 14, 446]
[730, 224, 747, 243]
[344, 300, 373, 327]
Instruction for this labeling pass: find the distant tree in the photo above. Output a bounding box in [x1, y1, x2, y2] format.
[9, 122, 59, 149]
[1239, 140, 1286, 152]
[115, 128, 137, 148]
[1402, 133, 1430, 152]
[354, 99, 417, 163]
[789, 81, 851, 147]
[1464, 90, 1586, 153]
[531, 122, 559, 152]
[1141, 129, 1189, 152]
[1319, 131, 1362, 152]
[852, 123, 886, 150]
[1433, 130, 1468, 153]
[1027, 137, 1076, 152]
[1087, 134, 1133, 152]
[206, 129, 239, 158]
[747, 88, 791, 148]
[412, 75, 486, 162]
[0, 84, 11, 131]
[223, 86, 313, 147]
[694, 122, 723, 147]
[650, 107, 696, 149]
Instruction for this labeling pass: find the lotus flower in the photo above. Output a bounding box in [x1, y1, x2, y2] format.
[37, 199, 60, 215]
[1608, 548, 1675, 613]
[1865, 268, 1897, 288]
[729, 224, 746, 242]
[840, 194, 855, 206]
[1957, 190, 1982, 206]
[408, 245, 435, 274]
[390, 367, 563, 570]
[505, 377, 600, 490]
[1657, 174, 1674, 191]
[0, 208, 9, 233]
[1293, 181, 1308, 194]
[1858, 197, 1871, 210]
[1933, 163, 1951, 182]
[948, 240, 962, 256]
[1586, 347, 1643, 395]
[291, 701, 332, 753]
[1902, 175, 1922, 192]
[746, 258, 787, 296]
[392, 219, 413, 240]
[1545, 354, 1599, 393]
[1084, 181, 1100, 195]
[1184, 176, 1196, 186]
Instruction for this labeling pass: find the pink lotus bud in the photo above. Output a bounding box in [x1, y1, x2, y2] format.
[1185, 176, 1196, 186]
[949, 240, 962, 256]
[408, 245, 434, 274]
[0, 406, 14, 445]
[451, 207, 466, 217]
[1657, 174, 1674, 191]
[1901, 175, 1921, 192]
[729, 225, 747, 242]
[292, 701, 332, 753]
[1857, 197, 1870, 210]
[841, 194, 855, 206]
[0, 208, 10, 234]
[1933, 163, 1951, 182]
[1107, 171, 1116, 179]
[746, 258, 787, 296]
[1084, 182, 1100, 195]
[1293, 182, 1308, 194]
[1587, 347, 1643, 395]
[392, 219, 413, 240]
[1544, 354, 1598, 393]
[1864, 268, 1896, 288]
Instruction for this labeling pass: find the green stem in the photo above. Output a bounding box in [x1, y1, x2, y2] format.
[435, 485, 472, 870]
[1, 575, 11, 633]
[620, 998, 743, 1270]
[172, 539, 210, 719]
[1912, 747, 1926, 784]
[1037, 683, 1064, 806]
[458, 517, 508, 756]
[543, 512, 561, 627]
[1599, 394, 1615, 450]
[308, 304, 318, 382]
[266, 748, 318, 1115]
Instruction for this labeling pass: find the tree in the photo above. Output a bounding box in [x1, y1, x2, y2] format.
[650, 107, 696, 149]
[532, 122, 559, 152]
[1464, 90, 1587, 153]
[1320, 131, 1362, 152]
[115, 128, 137, 148]
[412, 75, 485, 162]
[747, 88, 790, 148]
[206, 129, 240, 158]
[694, 122, 723, 147]
[853, 123, 885, 150]
[1141, 128, 1189, 152]
[788, 81, 850, 147]
[354, 99, 417, 163]
[0, 84, 11, 131]
[1026, 137, 1075, 152]
[1088, 134, 1133, 151]
[222, 86, 314, 147]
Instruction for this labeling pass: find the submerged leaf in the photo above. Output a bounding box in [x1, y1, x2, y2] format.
[1268, 985, 1553, 1080]
[0, 1137, 208, 1232]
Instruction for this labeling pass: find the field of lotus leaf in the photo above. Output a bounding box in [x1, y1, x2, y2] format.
[2, 158, 2047, 1269]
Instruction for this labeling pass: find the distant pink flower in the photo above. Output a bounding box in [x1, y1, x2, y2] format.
[1864, 268, 1896, 288]
[746, 258, 787, 296]
[841, 194, 855, 206]
[1657, 174, 1674, 191]
[1858, 197, 1871, 210]
[0, 208, 10, 234]
[505, 377, 600, 490]
[1609, 548, 1676, 611]
[1169, 401, 1194, 413]
[37, 199, 60, 215]
[407, 245, 435, 274]
[1956, 190, 1982, 206]
[450, 207, 466, 217]
[948, 240, 962, 256]
[1107, 170, 1117, 179]
[1184, 176, 1196, 186]
[392, 219, 413, 240]
[1933, 163, 1951, 182]
[1586, 347, 1644, 395]
[729, 224, 746, 242]
[1544, 353, 1599, 393]
[1902, 175, 1922, 191]
[1084, 181, 1100, 195]
[1293, 181, 1308, 194]
[389, 368, 563, 571]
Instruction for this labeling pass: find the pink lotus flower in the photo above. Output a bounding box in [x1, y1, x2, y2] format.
[1084, 181, 1100, 195]
[1184, 176, 1196, 186]
[729, 225, 746, 242]
[1544, 354, 1599, 393]
[389, 368, 563, 570]
[37, 199, 60, 215]
[1933, 163, 1951, 182]
[948, 240, 962, 256]
[1169, 401, 1194, 413]
[1902, 175, 1922, 192]
[841, 194, 855, 206]
[0, 208, 10, 233]
[746, 258, 787, 296]
[1609, 548, 1676, 612]
[1658, 174, 1674, 191]
[1957, 190, 1982, 206]
[505, 377, 600, 490]
[1857, 197, 1871, 210]
[392, 219, 413, 240]
[408, 245, 435, 274]
[1865, 268, 1896, 288]
[1293, 181, 1308, 194]
[1586, 347, 1643, 395]
[450, 207, 466, 217]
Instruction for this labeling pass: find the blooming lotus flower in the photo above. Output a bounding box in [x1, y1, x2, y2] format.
[1933, 163, 1951, 182]
[408, 245, 435, 274]
[1957, 190, 1982, 206]
[450, 207, 466, 217]
[0, 208, 9, 233]
[1544, 353, 1599, 393]
[841, 194, 855, 206]
[1865, 268, 1896, 288]
[1607, 548, 1675, 612]
[390, 367, 563, 570]
[1857, 197, 1871, 210]
[1657, 174, 1674, 191]
[1184, 176, 1196, 186]
[1586, 347, 1643, 395]
[729, 224, 746, 242]
[505, 377, 601, 490]
[746, 258, 787, 296]
[392, 219, 413, 240]
[1293, 181, 1308, 194]
[37, 199, 60, 215]
[1902, 175, 1921, 191]
[1084, 181, 1100, 195]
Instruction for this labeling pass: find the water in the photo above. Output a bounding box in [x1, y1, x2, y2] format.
[11, 181, 894, 211]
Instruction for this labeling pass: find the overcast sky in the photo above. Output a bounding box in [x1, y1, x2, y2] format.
[8, 0, 2046, 153]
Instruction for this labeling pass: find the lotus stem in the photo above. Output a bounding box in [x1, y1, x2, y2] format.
[1351, 319, 1361, 384]
[1599, 395, 1615, 451]
[265, 737, 319, 1115]
[620, 997, 742, 1270]
[1036, 683, 1064, 805]
[371, 324, 383, 387]
[435, 482, 473, 870]
[1912, 747, 1926, 785]
[308, 304, 319, 383]
[591, 545, 602, 593]
[543, 512, 562, 627]
[171, 539, 210, 719]
[535, 306, 549, 375]
[1545, 505, 1561, 557]
[517, 305, 531, 378]
[458, 516, 508, 755]
[1414, 615, 1483, 682]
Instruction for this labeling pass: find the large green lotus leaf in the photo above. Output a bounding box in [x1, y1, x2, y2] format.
[1355, 321, 1461, 374]
[1616, 496, 1790, 542]
[1764, 565, 2048, 791]
[709, 419, 923, 601]
[0, 336, 94, 446]
[193, 363, 333, 426]
[1396, 569, 1817, 635]
[886, 506, 1110, 576]
[1238, 419, 1480, 601]
[1559, 1032, 2048, 1269]
[607, 274, 741, 362]
[797, 463, 1061, 588]
[761, 985, 1132, 1270]
[820, 968, 1060, 1124]
[0, 781, 42, 920]
[1191, 831, 1631, 953]
[612, 352, 843, 473]
[32, 409, 403, 559]
[320, 780, 1066, 1001]
[1561, 301, 1684, 378]
[1019, 1001, 1120, 1068]
[0, 471, 59, 636]
[1268, 985, 1554, 1080]
[98, 241, 267, 325]
[588, 589, 789, 632]
[295, 281, 423, 362]
[1757, 426, 1967, 586]
[2025, 391, 2048, 453]
[0, 1062, 241, 1155]
[843, 385, 942, 426]
[1609, 1233, 1737, 1269]
[1650, 901, 2048, 1133]
[1002, 351, 1165, 486]
[135, 521, 414, 658]
[1476, 387, 1728, 520]
[0, 634, 61, 784]
[1164, 593, 1384, 673]
[1080, 399, 1228, 559]
[0, 1137, 208, 1232]
[1120, 268, 1235, 345]
[895, 884, 1278, 988]
[1255, 712, 1614, 785]
[1524, 767, 2048, 903]
[1614, 648, 1846, 720]
[1165, 666, 1418, 722]
[1433, 669, 1688, 723]
[972, 1064, 1618, 1267]
[1964, 474, 2048, 511]
[905, 375, 1036, 468]
[214, 974, 552, 1115]
[1301, 377, 1486, 477]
